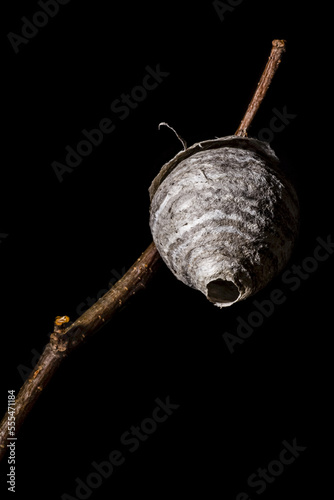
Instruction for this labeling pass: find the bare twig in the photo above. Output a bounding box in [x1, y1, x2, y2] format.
[0, 243, 161, 460]
[0, 39, 286, 462]
[235, 39, 286, 137]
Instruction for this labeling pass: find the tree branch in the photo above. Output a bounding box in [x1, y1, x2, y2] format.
[0, 242, 161, 460]
[235, 39, 286, 137]
[0, 39, 286, 462]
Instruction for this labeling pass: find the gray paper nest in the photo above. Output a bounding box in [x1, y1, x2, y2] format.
[149, 135, 299, 307]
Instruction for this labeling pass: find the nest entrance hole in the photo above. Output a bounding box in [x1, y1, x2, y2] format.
[207, 279, 239, 305]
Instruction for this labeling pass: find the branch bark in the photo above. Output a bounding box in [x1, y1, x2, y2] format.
[0, 243, 161, 460]
[235, 39, 286, 137]
[0, 39, 286, 462]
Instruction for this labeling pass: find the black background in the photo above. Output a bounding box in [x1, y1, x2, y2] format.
[0, 1, 332, 498]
